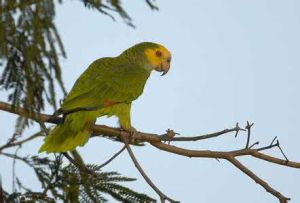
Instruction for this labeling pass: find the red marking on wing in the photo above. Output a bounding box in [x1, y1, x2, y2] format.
[103, 100, 119, 107]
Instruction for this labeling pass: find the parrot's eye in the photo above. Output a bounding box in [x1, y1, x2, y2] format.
[155, 50, 162, 57]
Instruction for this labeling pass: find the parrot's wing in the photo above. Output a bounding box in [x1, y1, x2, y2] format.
[60, 57, 138, 112]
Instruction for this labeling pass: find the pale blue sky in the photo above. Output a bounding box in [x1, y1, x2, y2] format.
[1, 0, 300, 202]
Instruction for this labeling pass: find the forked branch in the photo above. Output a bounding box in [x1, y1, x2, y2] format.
[1, 101, 299, 203]
[121, 133, 179, 203]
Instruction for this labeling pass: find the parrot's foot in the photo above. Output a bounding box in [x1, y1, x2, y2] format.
[121, 127, 138, 143]
[128, 127, 138, 143]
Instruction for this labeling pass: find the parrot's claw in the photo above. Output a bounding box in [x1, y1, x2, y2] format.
[128, 127, 138, 143]
[121, 127, 138, 143]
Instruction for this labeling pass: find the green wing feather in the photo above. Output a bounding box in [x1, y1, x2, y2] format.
[39, 55, 150, 153]
[61, 57, 148, 111]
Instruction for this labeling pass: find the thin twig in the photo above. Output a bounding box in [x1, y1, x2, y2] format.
[253, 139, 289, 162]
[61, 152, 96, 176]
[276, 141, 289, 162]
[1, 152, 33, 167]
[255, 141, 279, 152]
[121, 134, 179, 203]
[12, 147, 21, 192]
[42, 154, 62, 196]
[0, 176, 3, 203]
[39, 122, 50, 134]
[245, 121, 254, 149]
[228, 157, 290, 203]
[98, 145, 126, 169]
[1, 101, 300, 202]
[249, 141, 259, 149]
[151, 141, 300, 169]
[166, 123, 245, 142]
[0, 130, 45, 152]
[270, 136, 278, 145]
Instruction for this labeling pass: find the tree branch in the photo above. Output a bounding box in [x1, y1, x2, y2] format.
[165, 122, 245, 142]
[98, 145, 126, 169]
[121, 134, 179, 203]
[0, 130, 46, 152]
[245, 121, 254, 148]
[228, 157, 290, 203]
[1, 101, 300, 203]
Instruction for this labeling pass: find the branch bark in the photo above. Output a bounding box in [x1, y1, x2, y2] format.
[121, 134, 179, 203]
[1, 101, 300, 203]
[228, 157, 290, 203]
[98, 145, 126, 169]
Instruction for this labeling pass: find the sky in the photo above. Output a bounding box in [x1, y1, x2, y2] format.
[1, 0, 300, 202]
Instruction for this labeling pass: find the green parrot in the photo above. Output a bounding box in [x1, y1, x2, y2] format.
[39, 42, 172, 153]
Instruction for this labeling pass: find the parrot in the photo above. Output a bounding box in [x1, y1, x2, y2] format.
[39, 42, 172, 153]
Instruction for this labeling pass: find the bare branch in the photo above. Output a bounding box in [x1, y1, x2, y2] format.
[1, 101, 299, 169]
[0, 101, 62, 124]
[121, 134, 179, 203]
[98, 145, 126, 169]
[0, 130, 45, 152]
[245, 121, 254, 149]
[249, 141, 259, 149]
[228, 157, 290, 203]
[164, 122, 245, 142]
[1, 152, 31, 166]
[277, 141, 289, 162]
[1, 101, 300, 202]
[62, 152, 97, 177]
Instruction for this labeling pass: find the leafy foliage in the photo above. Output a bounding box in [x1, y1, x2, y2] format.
[2, 154, 155, 202]
[80, 0, 158, 27]
[0, 0, 66, 113]
[62, 164, 156, 202]
[0, 0, 159, 202]
[0, 0, 157, 113]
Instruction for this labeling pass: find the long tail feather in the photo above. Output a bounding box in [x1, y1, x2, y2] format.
[39, 112, 94, 153]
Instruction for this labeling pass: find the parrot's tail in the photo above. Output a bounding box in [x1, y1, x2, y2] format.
[39, 111, 96, 153]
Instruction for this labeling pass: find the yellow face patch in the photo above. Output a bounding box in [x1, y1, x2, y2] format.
[144, 45, 171, 68]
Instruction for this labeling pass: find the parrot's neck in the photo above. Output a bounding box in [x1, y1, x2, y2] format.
[119, 49, 154, 73]
[140, 62, 153, 72]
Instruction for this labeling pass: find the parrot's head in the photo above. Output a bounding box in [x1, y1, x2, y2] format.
[124, 42, 172, 76]
[143, 43, 172, 76]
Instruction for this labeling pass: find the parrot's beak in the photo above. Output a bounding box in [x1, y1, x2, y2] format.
[156, 58, 171, 76]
